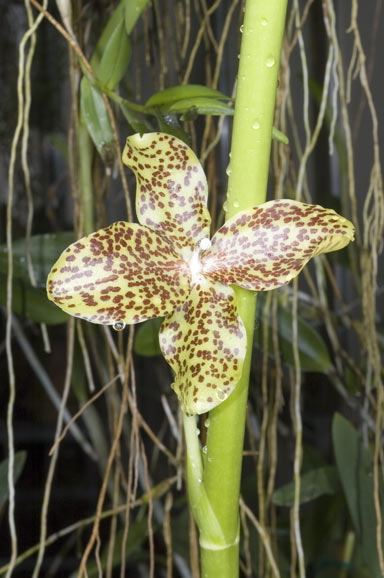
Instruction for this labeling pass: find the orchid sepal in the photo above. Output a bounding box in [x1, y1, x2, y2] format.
[201, 199, 354, 291]
[46, 221, 191, 325]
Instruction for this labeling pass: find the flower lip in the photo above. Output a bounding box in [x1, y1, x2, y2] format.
[188, 238, 212, 281]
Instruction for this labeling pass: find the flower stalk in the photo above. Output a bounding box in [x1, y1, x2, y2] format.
[185, 1, 289, 576]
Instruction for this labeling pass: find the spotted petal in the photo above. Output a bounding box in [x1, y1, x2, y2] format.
[47, 222, 191, 325]
[122, 132, 211, 261]
[159, 277, 246, 415]
[202, 200, 354, 291]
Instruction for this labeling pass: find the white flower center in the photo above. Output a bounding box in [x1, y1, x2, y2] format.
[188, 238, 211, 281]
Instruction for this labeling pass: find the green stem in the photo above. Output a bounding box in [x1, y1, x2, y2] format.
[186, 1, 288, 577]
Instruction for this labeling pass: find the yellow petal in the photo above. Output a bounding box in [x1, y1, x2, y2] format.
[47, 222, 191, 325]
[160, 278, 246, 415]
[122, 132, 211, 261]
[202, 200, 354, 291]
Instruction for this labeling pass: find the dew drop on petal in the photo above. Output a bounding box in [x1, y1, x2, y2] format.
[199, 238, 212, 251]
[240, 24, 244, 33]
[216, 390, 227, 401]
[205, 418, 210, 428]
[261, 17, 268, 26]
[202, 445, 208, 454]
[196, 428, 200, 436]
[113, 322, 126, 332]
[252, 120, 261, 130]
[226, 165, 232, 176]
[233, 200, 240, 208]
[223, 201, 228, 213]
[265, 56, 275, 68]
[198, 477, 202, 484]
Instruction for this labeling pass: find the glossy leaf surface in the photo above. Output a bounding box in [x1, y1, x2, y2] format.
[272, 466, 339, 506]
[125, 0, 150, 34]
[160, 278, 246, 415]
[80, 78, 114, 164]
[332, 413, 384, 577]
[202, 199, 354, 291]
[91, 0, 131, 89]
[145, 84, 231, 108]
[47, 222, 191, 325]
[255, 295, 332, 372]
[0, 232, 74, 288]
[0, 273, 68, 325]
[122, 133, 211, 260]
[134, 317, 163, 356]
[168, 97, 234, 117]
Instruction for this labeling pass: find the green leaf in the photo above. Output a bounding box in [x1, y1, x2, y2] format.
[332, 413, 384, 577]
[91, 1, 131, 90]
[255, 296, 332, 372]
[155, 113, 191, 144]
[272, 466, 340, 506]
[0, 452, 27, 510]
[168, 97, 234, 117]
[272, 126, 289, 144]
[0, 273, 68, 325]
[122, 132, 210, 260]
[0, 232, 74, 288]
[160, 280, 246, 415]
[80, 77, 115, 165]
[134, 317, 163, 356]
[145, 84, 232, 108]
[47, 221, 191, 325]
[120, 103, 154, 134]
[125, 0, 150, 35]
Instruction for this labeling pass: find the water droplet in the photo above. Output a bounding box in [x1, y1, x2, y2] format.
[223, 201, 228, 213]
[197, 477, 202, 484]
[113, 322, 126, 331]
[202, 445, 208, 454]
[261, 17, 268, 26]
[233, 200, 240, 208]
[199, 238, 212, 251]
[237, 53, 241, 59]
[205, 418, 210, 428]
[216, 390, 227, 401]
[252, 120, 261, 130]
[226, 165, 232, 176]
[265, 56, 275, 68]
[195, 428, 200, 436]
[240, 24, 244, 33]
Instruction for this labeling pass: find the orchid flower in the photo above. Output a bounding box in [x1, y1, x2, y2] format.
[47, 132, 354, 415]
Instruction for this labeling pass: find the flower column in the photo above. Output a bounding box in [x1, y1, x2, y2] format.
[200, 1, 288, 576]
